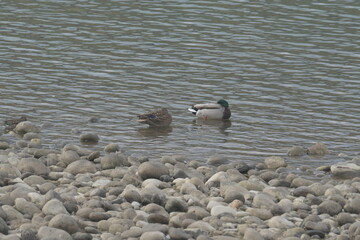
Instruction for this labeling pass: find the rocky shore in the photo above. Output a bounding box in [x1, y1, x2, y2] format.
[0, 121, 359, 240]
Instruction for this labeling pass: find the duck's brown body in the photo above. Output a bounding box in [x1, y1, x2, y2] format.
[137, 108, 172, 127]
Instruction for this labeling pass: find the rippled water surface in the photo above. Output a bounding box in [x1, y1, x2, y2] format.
[1, 0, 359, 167]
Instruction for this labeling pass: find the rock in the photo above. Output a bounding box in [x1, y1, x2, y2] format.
[252, 192, 276, 208]
[168, 227, 191, 240]
[210, 205, 236, 217]
[331, 162, 360, 179]
[187, 221, 215, 232]
[244, 228, 264, 240]
[14, 121, 40, 135]
[207, 155, 228, 166]
[0, 142, 10, 150]
[60, 150, 80, 166]
[317, 200, 342, 216]
[104, 143, 120, 153]
[140, 231, 166, 240]
[287, 146, 306, 156]
[137, 162, 169, 180]
[337, 212, 355, 226]
[2, 204, 25, 223]
[307, 142, 329, 155]
[291, 177, 313, 187]
[264, 156, 287, 169]
[123, 185, 142, 203]
[87, 151, 100, 161]
[344, 198, 360, 214]
[141, 186, 167, 206]
[246, 208, 273, 220]
[37, 226, 72, 240]
[79, 133, 99, 144]
[14, 198, 41, 217]
[48, 214, 80, 234]
[165, 197, 188, 213]
[100, 153, 129, 169]
[349, 221, 360, 240]
[268, 216, 295, 229]
[72, 232, 92, 240]
[21, 228, 36, 240]
[0, 217, 8, 234]
[64, 160, 97, 175]
[42, 199, 68, 215]
[17, 158, 50, 175]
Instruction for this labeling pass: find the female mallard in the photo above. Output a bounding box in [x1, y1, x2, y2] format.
[188, 99, 231, 120]
[137, 108, 172, 127]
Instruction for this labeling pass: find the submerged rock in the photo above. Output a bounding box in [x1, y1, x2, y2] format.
[307, 142, 329, 155]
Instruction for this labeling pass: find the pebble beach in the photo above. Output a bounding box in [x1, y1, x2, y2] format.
[0, 121, 359, 240]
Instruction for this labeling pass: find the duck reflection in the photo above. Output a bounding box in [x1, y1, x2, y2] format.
[137, 126, 173, 137]
[192, 119, 232, 135]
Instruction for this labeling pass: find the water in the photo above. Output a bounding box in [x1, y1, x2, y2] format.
[1, 0, 359, 168]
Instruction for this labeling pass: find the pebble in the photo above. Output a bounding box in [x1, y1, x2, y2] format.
[0, 124, 359, 240]
[79, 133, 100, 144]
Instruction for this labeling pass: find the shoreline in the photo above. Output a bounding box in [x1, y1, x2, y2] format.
[0, 121, 359, 240]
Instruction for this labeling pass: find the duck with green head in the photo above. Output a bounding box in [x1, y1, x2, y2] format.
[188, 99, 231, 120]
[137, 108, 172, 127]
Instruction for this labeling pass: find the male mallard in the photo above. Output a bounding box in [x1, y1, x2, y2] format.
[137, 108, 172, 127]
[188, 99, 231, 120]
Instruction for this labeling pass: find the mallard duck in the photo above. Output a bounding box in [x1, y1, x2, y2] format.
[137, 108, 172, 127]
[188, 99, 231, 120]
[4, 116, 27, 133]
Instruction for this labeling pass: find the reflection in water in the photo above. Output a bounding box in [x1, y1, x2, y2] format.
[137, 126, 173, 138]
[192, 119, 232, 135]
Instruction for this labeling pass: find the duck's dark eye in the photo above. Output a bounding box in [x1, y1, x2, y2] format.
[149, 115, 157, 119]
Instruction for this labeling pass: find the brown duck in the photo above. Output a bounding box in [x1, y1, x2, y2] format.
[137, 108, 172, 127]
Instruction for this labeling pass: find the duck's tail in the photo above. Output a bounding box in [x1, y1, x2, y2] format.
[188, 106, 198, 115]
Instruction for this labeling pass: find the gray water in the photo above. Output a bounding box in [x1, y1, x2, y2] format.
[1, 0, 359, 167]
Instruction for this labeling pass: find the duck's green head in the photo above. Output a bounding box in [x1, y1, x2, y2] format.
[217, 99, 229, 108]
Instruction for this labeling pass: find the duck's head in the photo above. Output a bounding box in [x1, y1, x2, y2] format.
[217, 99, 229, 108]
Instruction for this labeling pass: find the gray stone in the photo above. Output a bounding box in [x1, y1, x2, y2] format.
[64, 160, 97, 175]
[21, 228, 36, 240]
[287, 146, 306, 157]
[187, 221, 215, 232]
[60, 150, 80, 166]
[210, 205, 236, 217]
[49, 214, 80, 234]
[79, 133, 99, 144]
[307, 142, 329, 155]
[17, 158, 50, 175]
[246, 208, 273, 220]
[244, 228, 264, 240]
[0, 217, 8, 234]
[252, 192, 276, 208]
[317, 200, 342, 216]
[140, 231, 166, 240]
[168, 227, 191, 240]
[165, 197, 188, 213]
[337, 212, 355, 226]
[14, 198, 41, 217]
[138, 162, 169, 180]
[72, 232, 92, 240]
[42, 199, 68, 215]
[207, 155, 228, 166]
[349, 221, 360, 240]
[293, 186, 316, 197]
[268, 216, 295, 229]
[291, 177, 313, 187]
[100, 153, 129, 169]
[23, 132, 41, 141]
[123, 185, 142, 203]
[14, 121, 40, 135]
[37, 226, 72, 240]
[344, 198, 360, 214]
[104, 143, 120, 153]
[0, 142, 10, 150]
[264, 156, 287, 169]
[2, 205, 25, 222]
[141, 186, 167, 206]
[331, 162, 360, 179]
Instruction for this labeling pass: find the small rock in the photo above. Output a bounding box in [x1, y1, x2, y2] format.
[37, 226, 72, 240]
[268, 216, 295, 229]
[168, 227, 191, 240]
[287, 146, 306, 157]
[207, 155, 228, 166]
[140, 231, 166, 240]
[79, 133, 99, 144]
[60, 150, 80, 166]
[100, 153, 129, 169]
[15, 121, 40, 135]
[0, 217, 8, 234]
[21, 228, 36, 240]
[165, 197, 188, 213]
[317, 200, 342, 216]
[307, 142, 329, 155]
[344, 198, 360, 214]
[331, 162, 360, 179]
[337, 212, 355, 226]
[137, 162, 169, 180]
[264, 156, 287, 169]
[17, 157, 50, 176]
[42, 199, 68, 215]
[48, 214, 80, 234]
[104, 143, 120, 153]
[210, 205, 236, 217]
[244, 228, 264, 240]
[64, 160, 97, 175]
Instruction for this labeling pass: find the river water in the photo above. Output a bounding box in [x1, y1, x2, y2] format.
[1, 0, 359, 168]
